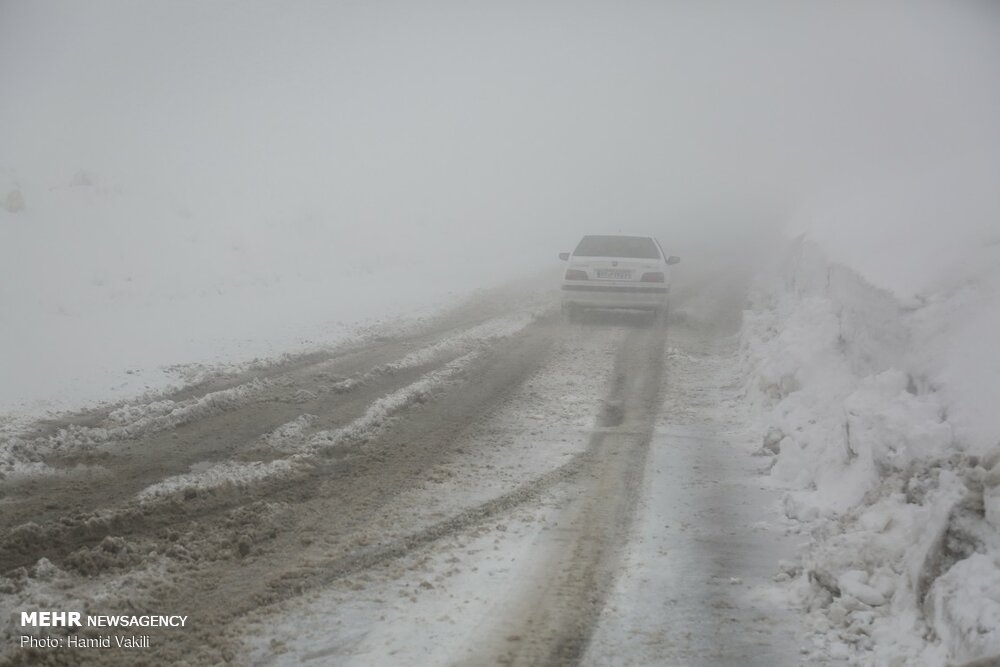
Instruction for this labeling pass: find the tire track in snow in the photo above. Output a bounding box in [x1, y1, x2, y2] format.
[0, 312, 543, 574]
[132, 314, 538, 499]
[0, 310, 538, 482]
[477, 323, 667, 666]
[99, 315, 560, 666]
[240, 323, 665, 667]
[264, 446, 593, 598]
[135, 351, 482, 500]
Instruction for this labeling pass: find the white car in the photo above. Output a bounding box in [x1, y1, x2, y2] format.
[558, 235, 679, 319]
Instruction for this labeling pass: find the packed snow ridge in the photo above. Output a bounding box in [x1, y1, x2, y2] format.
[134, 315, 537, 500]
[741, 237, 1000, 665]
[135, 352, 483, 499]
[0, 380, 271, 478]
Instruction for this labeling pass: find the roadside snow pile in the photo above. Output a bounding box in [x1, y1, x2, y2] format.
[741, 238, 1000, 666]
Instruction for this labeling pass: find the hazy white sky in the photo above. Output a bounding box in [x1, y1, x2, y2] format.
[2, 1, 998, 263]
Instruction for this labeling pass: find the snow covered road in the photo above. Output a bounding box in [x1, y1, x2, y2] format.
[1, 285, 803, 666]
[586, 327, 802, 667]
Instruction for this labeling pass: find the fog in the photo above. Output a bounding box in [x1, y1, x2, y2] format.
[5, 6, 1000, 661]
[2, 2, 996, 274]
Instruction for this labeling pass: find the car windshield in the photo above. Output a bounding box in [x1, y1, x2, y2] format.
[573, 236, 661, 259]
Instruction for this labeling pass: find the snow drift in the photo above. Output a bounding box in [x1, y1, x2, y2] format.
[741, 236, 1000, 665]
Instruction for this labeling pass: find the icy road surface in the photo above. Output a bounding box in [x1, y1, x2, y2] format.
[1, 284, 802, 666]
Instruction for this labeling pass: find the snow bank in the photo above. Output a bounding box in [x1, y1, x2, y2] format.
[741, 237, 1000, 665]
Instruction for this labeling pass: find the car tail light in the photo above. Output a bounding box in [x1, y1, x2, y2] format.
[564, 269, 588, 280]
[640, 272, 665, 283]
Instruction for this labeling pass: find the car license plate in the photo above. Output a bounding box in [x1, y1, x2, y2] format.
[595, 269, 632, 280]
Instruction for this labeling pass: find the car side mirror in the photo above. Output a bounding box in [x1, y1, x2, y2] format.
[666, 256, 680, 265]
[558, 252, 570, 261]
